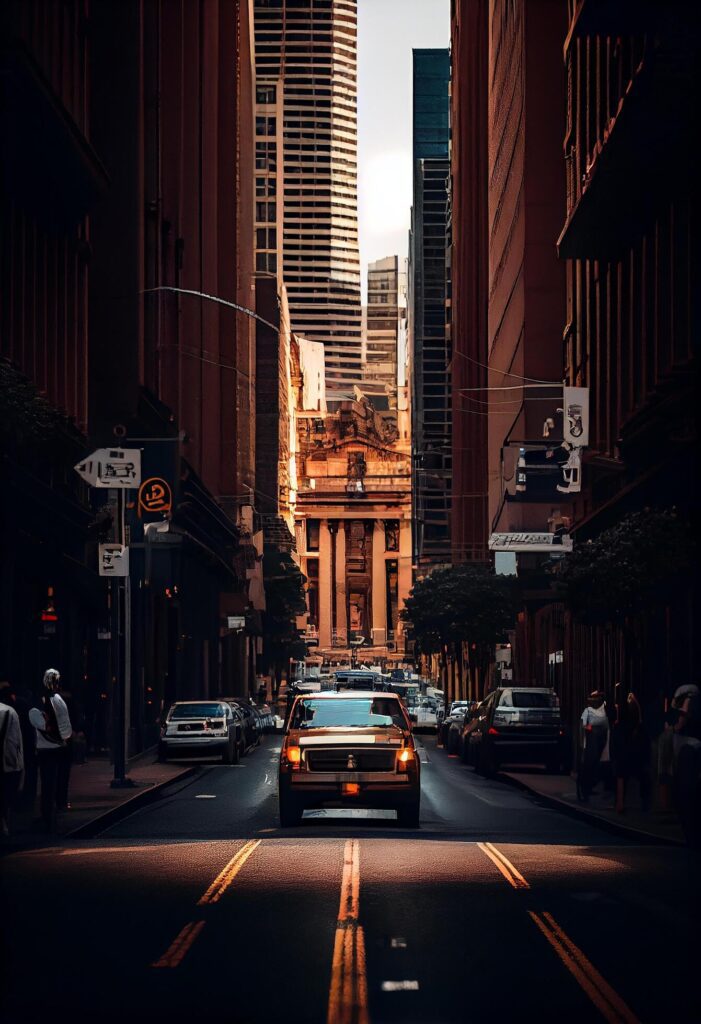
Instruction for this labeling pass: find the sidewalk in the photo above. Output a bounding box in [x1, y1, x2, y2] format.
[502, 768, 685, 845]
[2, 753, 195, 851]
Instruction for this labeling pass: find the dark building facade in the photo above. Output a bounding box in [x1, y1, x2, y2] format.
[409, 48, 452, 571]
[449, 0, 489, 566]
[1, 0, 107, 723]
[545, 0, 698, 721]
[1, 1, 259, 755]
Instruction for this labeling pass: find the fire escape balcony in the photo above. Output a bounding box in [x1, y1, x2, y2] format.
[558, 14, 694, 261]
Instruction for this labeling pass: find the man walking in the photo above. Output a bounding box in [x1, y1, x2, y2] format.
[0, 688, 24, 837]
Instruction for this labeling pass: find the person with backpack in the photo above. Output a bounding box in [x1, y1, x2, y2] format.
[29, 668, 72, 832]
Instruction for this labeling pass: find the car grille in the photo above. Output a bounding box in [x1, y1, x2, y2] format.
[306, 749, 397, 773]
[177, 723, 205, 732]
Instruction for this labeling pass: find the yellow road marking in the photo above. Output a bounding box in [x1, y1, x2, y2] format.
[477, 842, 530, 889]
[327, 839, 369, 1024]
[197, 839, 261, 905]
[529, 911, 640, 1024]
[152, 920, 205, 968]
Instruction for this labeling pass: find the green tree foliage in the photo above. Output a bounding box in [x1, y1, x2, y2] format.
[401, 563, 516, 656]
[556, 509, 691, 624]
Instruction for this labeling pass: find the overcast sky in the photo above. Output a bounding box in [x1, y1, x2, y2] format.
[357, 0, 450, 300]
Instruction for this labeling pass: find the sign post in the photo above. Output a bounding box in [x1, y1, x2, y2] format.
[76, 449, 141, 789]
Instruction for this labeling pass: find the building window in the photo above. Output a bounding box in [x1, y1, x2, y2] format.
[385, 521, 399, 551]
[307, 519, 320, 551]
[256, 85, 276, 104]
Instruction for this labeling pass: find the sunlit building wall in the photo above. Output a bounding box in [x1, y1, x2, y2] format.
[363, 256, 407, 409]
[253, 0, 363, 398]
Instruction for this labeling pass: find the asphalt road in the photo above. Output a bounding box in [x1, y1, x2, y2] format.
[2, 736, 697, 1024]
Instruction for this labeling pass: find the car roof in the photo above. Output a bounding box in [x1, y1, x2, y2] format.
[170, 700, 225, 705]
[296, 690, 399, 700]
[504, 687, 554, 693]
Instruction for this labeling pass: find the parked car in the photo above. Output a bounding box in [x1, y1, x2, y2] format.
[158, 701, 241, 763]
[461, 687, 565, 776]
[440, 701, 475, 752]
[413, 696, 442, 731]
[279, 690, 420, 827]
[223, 698, 262, 750]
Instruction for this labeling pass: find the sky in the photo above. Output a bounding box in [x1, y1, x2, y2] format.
[357, 0, 450, 301]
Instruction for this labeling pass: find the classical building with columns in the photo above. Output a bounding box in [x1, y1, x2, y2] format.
[295, 393, 412, 665]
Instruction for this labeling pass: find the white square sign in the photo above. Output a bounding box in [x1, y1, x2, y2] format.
[99, 544, 130, 577]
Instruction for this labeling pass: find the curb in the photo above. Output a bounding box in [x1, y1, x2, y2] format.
[501, 772, 685, 847]
[66, 765, 201, 840]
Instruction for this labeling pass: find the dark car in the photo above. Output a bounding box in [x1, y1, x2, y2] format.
[439, 701, 475, 751]
[224, 698, 262, 750]
[279, 690, 420, 827]
[461, 687, 566, 776]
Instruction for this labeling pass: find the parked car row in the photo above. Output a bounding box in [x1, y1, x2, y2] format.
[438, 687, 571, 776]
[158, 697, 271, 764]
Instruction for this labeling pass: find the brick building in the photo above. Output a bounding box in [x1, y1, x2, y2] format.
[1, 1, 260, 754]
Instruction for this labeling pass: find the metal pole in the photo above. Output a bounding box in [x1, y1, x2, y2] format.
[111, 488, 134, 788]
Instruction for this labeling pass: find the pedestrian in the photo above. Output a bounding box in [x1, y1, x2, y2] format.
[29, 669, 73, 832]
[578, 690, 610, 802]
[0, 690, 24, 838]
[257, 681, 267, 705]
[613, 692, 652, 814]
[59, 682, 87, 766]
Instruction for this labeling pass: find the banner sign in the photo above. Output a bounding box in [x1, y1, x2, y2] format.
[562, 387, 589, 446]
[489, 532, 573, 553]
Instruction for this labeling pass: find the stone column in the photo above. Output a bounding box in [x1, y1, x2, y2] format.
[335, 522, 347, 646]
[371, 519, 387, 646]
[318, 520, 333, 649]
[397, 518, 413, 652]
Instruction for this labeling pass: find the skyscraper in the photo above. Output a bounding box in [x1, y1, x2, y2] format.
[409, 49, 452, 570]
[253, 0, 363, 398]
[363, 256, 408, 409]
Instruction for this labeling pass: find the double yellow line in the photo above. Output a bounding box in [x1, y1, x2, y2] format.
[152, 839, 261, 968]
[478, 843, 640, 1024]
[327, 839, 370, 1024]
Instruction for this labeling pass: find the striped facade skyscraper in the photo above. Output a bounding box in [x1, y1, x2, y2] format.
[253, 0, 363, 398]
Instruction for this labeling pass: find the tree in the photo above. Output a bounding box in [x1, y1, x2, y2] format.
[401, 563, 516, 701]
[556, 508, 691, 625]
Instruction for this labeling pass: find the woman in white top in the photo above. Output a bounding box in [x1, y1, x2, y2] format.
[29, 669, 72, 832]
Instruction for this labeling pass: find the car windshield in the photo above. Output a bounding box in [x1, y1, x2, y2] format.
[170, 703, 224, 719]
[291, 698, 407, 730]
[503, 691, 559, 709]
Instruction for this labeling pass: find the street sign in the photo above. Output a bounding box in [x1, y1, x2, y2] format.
[489, 532, 573, 553]
[99, 544, 130, 577]
[75, 448, 141, 488]
[227, 615, 246, 630]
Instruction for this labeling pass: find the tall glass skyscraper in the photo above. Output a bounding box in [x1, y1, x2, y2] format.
[409, 48, 452, 569]
[253, 0, 363, 398]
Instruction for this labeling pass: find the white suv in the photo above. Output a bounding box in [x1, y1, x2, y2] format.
[159, 701, 239, 763]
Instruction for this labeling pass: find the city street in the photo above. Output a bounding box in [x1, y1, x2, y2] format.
[2, 737, 696, 1024]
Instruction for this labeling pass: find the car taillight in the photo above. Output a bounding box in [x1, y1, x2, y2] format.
[488, 726, 500, 736]
[397, 747, 415, 769]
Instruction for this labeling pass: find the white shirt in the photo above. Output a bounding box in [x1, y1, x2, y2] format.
[0, 702, 24, 773]
[29, 694, 73, 751]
